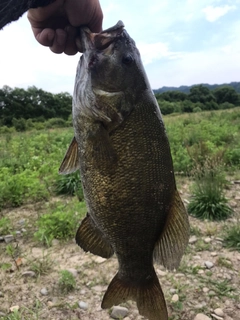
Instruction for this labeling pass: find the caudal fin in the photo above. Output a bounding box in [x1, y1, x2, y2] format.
[101, 271, 168, 320]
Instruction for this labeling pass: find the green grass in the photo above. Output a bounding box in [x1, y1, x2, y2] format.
[223, 224, 240, 252]
[58, 270, 76, 293]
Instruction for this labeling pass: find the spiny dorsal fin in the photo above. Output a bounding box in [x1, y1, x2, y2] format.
[76, 213, 114, 259]
[153, 190, 190, 270]
[59, 137, 80, 175]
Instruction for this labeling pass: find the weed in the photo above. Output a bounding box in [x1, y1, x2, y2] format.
[26, 252, 53, 276]
[0, 217, 12, 234]
[58, 270, 76, 293]
[216, 256, 233, 269]
[190, 225, 202, 236]
[54, 172, 83, 201]
[34, 203, 81, 246]
[194, 239, 211, 252]
[188, 159, 233, 221]
[223, 223, 240, 252]
[208, 279, 236, 298]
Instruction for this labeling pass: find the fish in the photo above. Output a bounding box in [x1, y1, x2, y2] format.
[59, 21, 190, 320]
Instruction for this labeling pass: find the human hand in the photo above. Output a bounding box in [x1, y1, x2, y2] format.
[27, 0, 103, 55]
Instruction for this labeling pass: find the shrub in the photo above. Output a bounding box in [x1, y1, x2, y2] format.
[55, 172, 83, 201]
[34, 204, 81, 246]
[58, 270, 76, 293]
[188, 159, 233, 221]
[223, 224, 240, 252]
[0, 217, 12, 234]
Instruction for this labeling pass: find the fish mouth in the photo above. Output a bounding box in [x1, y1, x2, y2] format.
[80, 20, 125, 52]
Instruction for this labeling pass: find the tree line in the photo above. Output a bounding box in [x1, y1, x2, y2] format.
[0, 84, 239, 130]
[156, 84, 240, 115]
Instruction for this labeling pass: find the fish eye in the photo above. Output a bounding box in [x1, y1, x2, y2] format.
[122, 54, 134, 65]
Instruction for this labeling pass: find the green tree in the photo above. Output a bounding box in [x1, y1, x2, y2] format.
[213, 86, 239, 106]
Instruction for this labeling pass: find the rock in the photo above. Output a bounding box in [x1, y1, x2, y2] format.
[9, 306, 19, 312]
[111, 306, 129, 319]
[193, 255, 201, 260]
[4, 235, 14, 243]
[67, 268, 78, 277]
[213, 309, 224, 317]
[15, 231, 21, 237]
[171, 294, 179, 302]
[78, 301, 88, 310]
[0, 291, 4, 297]
[80, 289, 86, 295]
[18, 219, 25, 226]
[94, 257, 106, 264]
[22, 271, 36, 278]
[169, 288, 177, 294]
[51, 239, 59, 246]
[204, 237, 212, 243]
[157, 270, 167, 276]
[21, 228, 27, 233]
[0, 236, 4, 242]
[92, 285, 105, 292]
[233, 180, 240, 184]
[198, 270, 204, 274]
[202, 287, 209, 293]
[189, 236, 198, 244]
[204, 261, 214, 269]
[0, 312, 6, 317]
[194, 302, 207, 309]
[194, 314, 211, 320]
[211, 252, 218, 257]
[40, 288, 48, 296]
[68, 296, 74, 300]
[211, 314, 223, 320]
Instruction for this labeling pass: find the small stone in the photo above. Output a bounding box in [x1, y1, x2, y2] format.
[80, 289, 86, 295]
[18, 219, 25, 226]
[15, 231, 21, 237]
[198, 270, 204, 274]
[211, 314, 223, 320]
[78, 301, 88, 310]
[213, 309, 224, 317]
[4, 235, 14, 243]
[158, 270, 167, 276]
[22, 271, 36, 278]
[51, 239, 59, 246]
[94, 257, 106, 264]
[0, 312, 6, 316]
[193, 255, 201, 260]
[10, 306, 19, 312]
[204, 261, 214, 269]
[194, 314, 211, 320]
[169, 289, 177, 294]
[47, 301, 53, 307]
[195, 302, 207, 309]
[184, 199, 190, 204]
[67, 268, 78, 277]
[40, 288, 48, 296]
[189, 236, 198, 244]
[211, 252, 218, 257]
[92, 285, 105, 292]
[0, 291, 4, 297]
[111, 306, 129, 319]
[68, 296, 74, 300]
[204, 237, 211, 243]
[171, 294, 179, 302]
[0, 236, 4, 242]
[21, 228, 27, 233]
[202, 287, 209, 293]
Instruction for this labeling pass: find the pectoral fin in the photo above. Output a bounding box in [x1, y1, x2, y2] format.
[153, 190, 190, 270]
[76, 213, 114, 259]
[59, 137, 80, 175]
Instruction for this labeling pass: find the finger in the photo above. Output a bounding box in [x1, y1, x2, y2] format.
[64, 26, 78, 55]
[50, 29, 67, 54]
[34, 28, 55, 47]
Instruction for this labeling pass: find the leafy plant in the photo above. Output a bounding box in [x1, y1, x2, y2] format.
[55, 172, 83, 200]
[223, 224, 240, 252]
[58, 270, 76, 293]
[27, 252, 53, 276]
[34, 203, 81, 246]
[0, 217, 12, 234]
[188, 159, 233, 221]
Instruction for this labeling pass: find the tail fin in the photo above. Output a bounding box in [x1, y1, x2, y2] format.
[101, 271, 168, 320]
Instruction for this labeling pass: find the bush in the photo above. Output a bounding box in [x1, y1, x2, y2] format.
[45, 118, 67, 129]
[58, 270, 76, 293]
[55, 172, 83, 201]
[0, 217, 12, 235]
[34, 204, 81, 246]
[188, 159, 233, 221]
[223, 224, 240, 252]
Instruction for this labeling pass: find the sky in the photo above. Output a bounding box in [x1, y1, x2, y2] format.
[0, 0, 240, 94]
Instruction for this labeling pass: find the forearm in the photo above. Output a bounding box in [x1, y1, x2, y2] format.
[0, 0, 55, 29]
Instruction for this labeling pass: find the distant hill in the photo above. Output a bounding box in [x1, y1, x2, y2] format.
[153, 82, 240, 94]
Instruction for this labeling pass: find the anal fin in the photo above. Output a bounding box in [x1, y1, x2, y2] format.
[76, 213, 114, 259]
[59, 137, 80, 174]
[154, 190, 190, 270]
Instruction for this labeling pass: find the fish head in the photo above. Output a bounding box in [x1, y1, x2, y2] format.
[77, 21, 149, 99]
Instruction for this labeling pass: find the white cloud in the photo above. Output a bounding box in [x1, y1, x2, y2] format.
[137, 42, 183, 65]
[202, 5, 236, 22]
